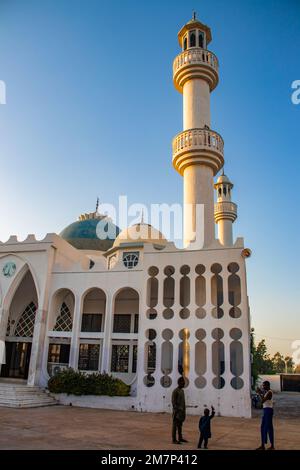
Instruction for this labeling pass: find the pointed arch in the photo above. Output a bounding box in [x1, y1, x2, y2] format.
[2, 260, 39, 313]
[48, 288, 75, 332]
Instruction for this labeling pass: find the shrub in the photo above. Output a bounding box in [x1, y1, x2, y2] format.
[48, 368, 130, 397]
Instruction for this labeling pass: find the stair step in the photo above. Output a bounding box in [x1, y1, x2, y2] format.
[0, 384, 57, 408]
[0, 402, 57, 408]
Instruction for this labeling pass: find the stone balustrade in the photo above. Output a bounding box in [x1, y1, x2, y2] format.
[172, 128, 224, 175]
[173, 48, 219, 91]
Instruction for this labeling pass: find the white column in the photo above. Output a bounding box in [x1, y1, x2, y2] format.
[218, 219, 233, 246]
[27, 308, 48, 386]
[183, 164, 215, 247]
[183, 79, 210, 129]
[69, 294, 81, 369]
[101, 294, 113, 373]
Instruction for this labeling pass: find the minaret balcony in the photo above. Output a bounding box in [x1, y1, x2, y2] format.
[173, 48, 219, 92]
[172, 128, 224, 175]
[214, 201, 237, 223]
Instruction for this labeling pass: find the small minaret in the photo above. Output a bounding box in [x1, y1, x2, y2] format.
[214, 172, 237, 246]
[172, 14, 224, 247]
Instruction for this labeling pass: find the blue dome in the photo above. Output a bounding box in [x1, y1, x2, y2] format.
[60, 215, 120, 251]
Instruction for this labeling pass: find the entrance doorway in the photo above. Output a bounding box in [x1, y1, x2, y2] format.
[0, 342, 32, 379]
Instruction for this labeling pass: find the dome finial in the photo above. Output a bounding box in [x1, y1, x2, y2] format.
[141, 208, 144, 224]
[221, 167, 225, 176]
[95, 197, 99, 214]
[192, 10, 197, 21]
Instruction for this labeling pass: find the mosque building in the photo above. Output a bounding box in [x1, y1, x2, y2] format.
[0, 14, 252, 417]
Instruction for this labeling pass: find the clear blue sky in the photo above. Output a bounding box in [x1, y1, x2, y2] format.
[0, 0, 299, 357]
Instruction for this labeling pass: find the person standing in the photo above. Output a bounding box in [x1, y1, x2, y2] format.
[198, 406, 215, 449]
[172, 376, 187, 444]
[256, 380, 275, 450]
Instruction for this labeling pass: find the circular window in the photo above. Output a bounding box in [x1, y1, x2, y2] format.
[144, 375, 155, 387]
[228, 262, 239, 273]
[148, 266, 159, 276]
[179, 308, 190, 319]
[123, 252, 139, 269]
[212, 377, 225, 389]
[160, 376, 172, 388]
[146, 309, 157, 320]
[196, 307, 206, 319]
[163, 308, 174, 320]
[230, 328, 242, 340]
[211, 328, 224, 340]
[212, 307, 224, 319]
[180, 265, 190, 275]
[162, 329, 173, 341]
[196, 328, 206, 340]
[195, 376, 207, 389]
[145, 329, 157, 340]
[230, 377, 244, 390]
[211, 263, 222, 274]
[195, 264, 205, 275]
[164, 266, 175, 276]
[179, 328, 190, 340]
[229, 307, 242, 318]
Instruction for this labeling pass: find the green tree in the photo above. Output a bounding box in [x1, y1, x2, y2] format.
[272, 352, 285, 373]
[254, 339, 274, 374]
[251, 330, 274, 386]
[284, 356, 295, 373]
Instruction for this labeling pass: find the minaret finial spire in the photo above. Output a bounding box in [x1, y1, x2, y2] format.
[141, 209, 144, 224]
[192, 10, 197, 20]
[221, 167, 225, 176]
[95, 197, 99, 213]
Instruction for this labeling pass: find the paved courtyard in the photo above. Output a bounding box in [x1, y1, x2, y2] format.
[0, 393, 299, 450]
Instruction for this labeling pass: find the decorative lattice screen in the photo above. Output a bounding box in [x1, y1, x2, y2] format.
[113, 314, 131, 333]
[54, 302, 73, 332]
[111, 344, 129, 372]
[15, 302, 37, 337]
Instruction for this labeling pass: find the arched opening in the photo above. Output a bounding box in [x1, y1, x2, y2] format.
[1, 270, 38, 380]
[47, 289, 74, 377]
[144, 329, 156, 387]
[195, 264, 206, 307]
[81, 288, 106, 333]
[77, 288, 106, 372]
[212, 328, 225, 389]
[111, 288, 139, 384]
[211, 264, 224, 318]
[189, 31, 196, 47]
[178, 328, 190, 381]
[198, 31, 204, 48]
[183, 36, 187, 51]
[161, 329, 173, 387]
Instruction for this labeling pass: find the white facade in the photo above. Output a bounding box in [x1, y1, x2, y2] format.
[0, 15, 252, 417]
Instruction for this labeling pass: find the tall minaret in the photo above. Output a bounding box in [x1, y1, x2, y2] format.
[172, 14, 224, 247]
[214, 172, 237, 246]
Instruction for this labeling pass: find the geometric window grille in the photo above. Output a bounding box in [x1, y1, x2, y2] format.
[113, 314, 131, 333]
[111, 344, 129, 372]
[54, 302, 72, 332]
[6, 318, 11, 336]
[123, 252, 139, 269]
[14, 302, 37, 337]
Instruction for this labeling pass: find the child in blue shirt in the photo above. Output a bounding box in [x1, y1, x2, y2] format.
[198, 406, 215, 449]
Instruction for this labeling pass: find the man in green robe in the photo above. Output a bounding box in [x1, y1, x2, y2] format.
[172, 376, 188, 444]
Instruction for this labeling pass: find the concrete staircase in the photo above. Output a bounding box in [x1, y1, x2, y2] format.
[0, 380, 57, 408]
